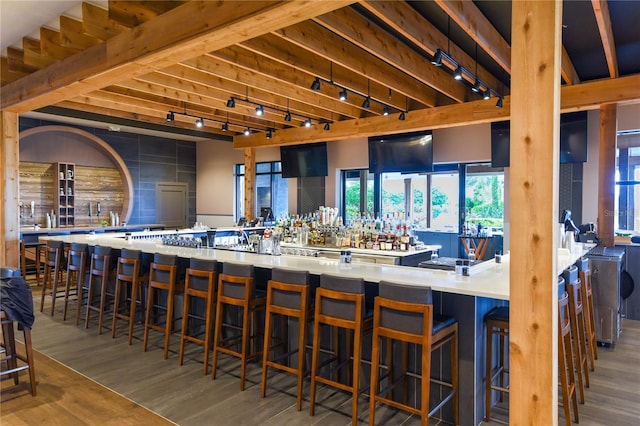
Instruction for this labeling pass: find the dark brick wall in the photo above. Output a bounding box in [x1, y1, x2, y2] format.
[19, 117, 196, 226]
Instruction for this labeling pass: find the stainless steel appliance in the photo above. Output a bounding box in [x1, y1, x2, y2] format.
[588, 247, 626, 345]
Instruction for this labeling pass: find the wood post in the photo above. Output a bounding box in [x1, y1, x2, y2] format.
[1, 111, 20, 267]
[597, 104, 617, 247]
[509, 1, 562, 424]
[243, 148, 255, 221]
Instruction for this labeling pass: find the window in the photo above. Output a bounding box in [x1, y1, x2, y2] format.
[342, 169, 374, 221]
[235, 161, 288, 221]
[615, 143, 640, 232]
[464, 164, 505, 232]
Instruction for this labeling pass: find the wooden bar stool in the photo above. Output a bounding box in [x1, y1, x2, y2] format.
[558, 276, 579, 426]
[484, 305, 509, 422]
[576, 257, 597, 370]
[85, 246, 113, 334]
[309, 274, 372, 425]
[112, 249, 148, 344]
[261, 267, 311, 411]
[40, 240, 65, 316]
[179, 258, 217, 374]
[369, 281, 458, 426]
[62, 243, 88, 321]
[212, 262, 266, 390]
[143, 253, 179, 359]
[0, 267, 37, 396]
[562, 265, 589, 403]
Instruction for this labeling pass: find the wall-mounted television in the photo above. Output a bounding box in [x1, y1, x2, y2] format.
[368, 131, 433, 174]
[560, 111, 588, 163]
[490, 112, 588, 167]
[280, 142, 328, 178]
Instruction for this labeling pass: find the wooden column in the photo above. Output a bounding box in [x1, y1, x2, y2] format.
[510, 2, 562, 424]
[1, 111, 20, 267]
[243, 147, 255, 221]
[597, 104, 617, 247]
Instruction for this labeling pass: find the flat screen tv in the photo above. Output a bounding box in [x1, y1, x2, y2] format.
[491, 120, 510, 168]
[280, 142, 328, 178]
[368, 131, 433, 174]
[560, 111, 588, 163]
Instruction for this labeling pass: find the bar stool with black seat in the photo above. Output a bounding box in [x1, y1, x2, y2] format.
[484, 305, 509, 422]
[562, 265, 589, 403]
[558, 276, 579, 426]
[369, 281, 458, 426]
[85, 245, 114, 334]
[0, 266, 37, 396]
[143, 253, 179, 359]
[575, 257, 597, 371]
[309, 274, 373, 425]
[62, 243, 88, 322]
[261, 267, 311, 411]
[212, 262, 266, 390]
[112, 249, 148, 344]
[179, 258, 217, 374]
[40, 240, 65, 316]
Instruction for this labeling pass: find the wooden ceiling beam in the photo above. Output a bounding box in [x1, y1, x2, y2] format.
[359, 0, 502, 94]
[81, 2, 130, 39]
[108, 1, 185, 27]
[274, 21, 440, 108]
[314, 7, 470, 103]
[591, 0, 619, 78]
[40, 27, 82, 61]
[241, 34, 408, 111]
[22, 38, 56, 69]
[234, 73, 640, 149]
[1, 1, 354, 113]
[561, 46, 580, 85]
[59, 15, 102, 50]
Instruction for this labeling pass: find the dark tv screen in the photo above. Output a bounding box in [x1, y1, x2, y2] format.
[368, 131, 433, 173]
[560, 111, 588, 163]
[280, 142, 328, 178]
[491, 120, 510, 168]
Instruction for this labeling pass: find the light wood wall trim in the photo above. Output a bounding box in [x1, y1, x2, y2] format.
[509, 2, 562, 424]
[19, 125, 134, 224]
[597, 104, 617, 247]
[243, 148, 255, 221]
[1, 111, 20, 267]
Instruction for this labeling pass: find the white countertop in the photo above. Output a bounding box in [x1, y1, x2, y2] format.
[41, 234, 594, 301]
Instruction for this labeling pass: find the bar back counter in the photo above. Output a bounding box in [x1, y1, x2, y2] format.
[40, 231, 593, 425]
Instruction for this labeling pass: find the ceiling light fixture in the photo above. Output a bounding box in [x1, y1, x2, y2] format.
[304, 118, 312, 127]
[222, 122, 229, 131]
[324, 122, 330, 131]
[383, 106, 390, 116]
[453, 66, 463, 80]
[266, 129, 273, 139]
[338, 89, 348, 101]
[244, 127, 251, 136]
[311, 77, 321, 91]
[362, 97, 371, 108]
[483, 90, 491, 100]
[166, 112, 174, 122]
[496, 96, 504, 108]
[195, 118, 204, 128]
[431, 48, 443, 66]
[255, 105, 264, 116]
[399, 111, 406, 121]
[472, 79, 482, 93]
[226, 97, 235, 108]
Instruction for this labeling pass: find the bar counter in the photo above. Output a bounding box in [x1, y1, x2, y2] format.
[39, 232, 593, 425]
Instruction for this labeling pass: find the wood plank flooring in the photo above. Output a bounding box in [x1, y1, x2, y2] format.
[3, 287, 640, 425]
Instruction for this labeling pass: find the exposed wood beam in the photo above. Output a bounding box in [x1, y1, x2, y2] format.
[591, 0, 619, 78]
[1, 1, 354, 113]
[274, 21, 440, 107]
[561, 45, 580, 85]
[597, 104, 618, 246]
[509, 1, 562, 423]
[0, 111, 20, 267]
[40, 27, 82, 61]
[359, 0, 502, 93]
[433, 0, 512, 74]
[108, 1, 185, 27]
[81, 1, 131, 39]
[59, 15, 102, 50]
[314, 7, 470, 103]
[241, 34, 408, 111]
[234, 73, 640, 148]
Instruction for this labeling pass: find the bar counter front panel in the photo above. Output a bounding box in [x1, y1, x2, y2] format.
[40, 233, 592, 426]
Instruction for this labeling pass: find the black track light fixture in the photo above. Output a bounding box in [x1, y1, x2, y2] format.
[284, 111, 292, 122]
[483, 90, 491, 100]
[255, 105, 264, 116]
[431, 48, 443, 66]
[398, 111, 406, 121]
[226, 97, 235, 108]
[453, 66, 463, 80]
[496, 96, 504, 108]
[222, 122, 229, 131]
[304, 118, 312, 128]
[362, 97, 371, 108]
[324, 122, 330, 131]
[472, 79, 482, 93]
[383, 106, 390, 116]
[195, 118, 204, 128]
[266, 129, 273, 139]
[244, 127, 251, 136]
[338, 89, 348, 101]
[311, 77, 321, 91]
[166, 112, 174, 122]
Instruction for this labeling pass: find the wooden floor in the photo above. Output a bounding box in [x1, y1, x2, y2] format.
[3, 284, 640, 425]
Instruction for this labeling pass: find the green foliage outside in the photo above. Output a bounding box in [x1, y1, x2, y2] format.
[465, 175, 504, 228]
